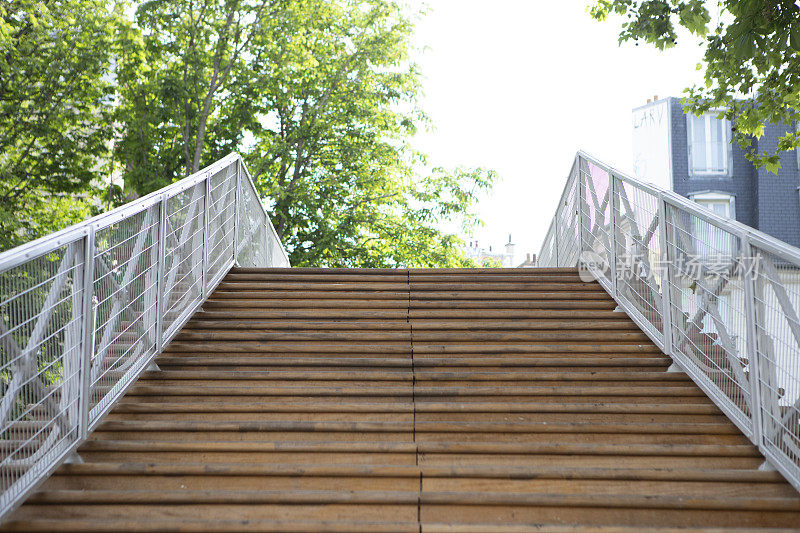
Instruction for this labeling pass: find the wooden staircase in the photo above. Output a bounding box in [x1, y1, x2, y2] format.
[3, 267, 800, 531]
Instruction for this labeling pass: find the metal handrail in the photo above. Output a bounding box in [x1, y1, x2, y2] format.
[0, 153, 289, 519]
[539, 150, 800, 493]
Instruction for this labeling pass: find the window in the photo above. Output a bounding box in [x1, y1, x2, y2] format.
[694, 196, 733, 218]
[688, 113, 729, 175]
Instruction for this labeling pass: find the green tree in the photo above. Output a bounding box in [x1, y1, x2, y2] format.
[115, 0, 281, 196]
[480, 256, 503, 268]
[244, 0, 495, 266]
[117, 0, 496, 267]
[590, 0, 800, 172]
[0, 0, 120, 250]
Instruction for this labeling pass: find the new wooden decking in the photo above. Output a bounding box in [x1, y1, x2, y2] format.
[3, 267, 800, 531]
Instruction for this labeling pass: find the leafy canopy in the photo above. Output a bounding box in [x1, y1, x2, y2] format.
[115, 0, 279, 195]
[0, 0, 120, 249]
[590, 0, 800, 173]
[116, 0, 496, 266]
[240, 0, 495, 266]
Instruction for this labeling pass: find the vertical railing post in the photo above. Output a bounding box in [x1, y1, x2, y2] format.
[202, 173, 211, 298]
[554, 206, 561, 267]
[155, 194, 168, 352]
[266, 209, 275, 268]
[742, 233, 764, 447]
[577, 154, 589, 258]
[66, 245, 83, 434]
[609, 173, 620, 298]
[233, 157, 242, 266]
[78, 226, 95, 438]
[145, 207, 160, 348]
[657, 193, 674, 356]
[569, 158, 580, 265]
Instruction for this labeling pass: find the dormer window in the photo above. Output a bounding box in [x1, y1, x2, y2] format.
[688, 113, 729, 176]
[691, 191, 735, 218]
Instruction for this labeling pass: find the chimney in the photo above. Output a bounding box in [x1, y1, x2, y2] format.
[647, 98, 652, 104]
[654, 94, 658, 101]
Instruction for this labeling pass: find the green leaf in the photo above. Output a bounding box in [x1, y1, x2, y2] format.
[735, 34, 755, 59]
[765, 157, 782, 175]
[791, 24, 800, 52]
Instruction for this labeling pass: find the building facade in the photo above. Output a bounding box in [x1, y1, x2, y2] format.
[632, 96, 800, 248]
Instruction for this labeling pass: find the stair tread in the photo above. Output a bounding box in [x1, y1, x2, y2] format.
[54, 462, 781, 481]
[0, 518, 419, 533]
[24, 488, 800, 510]
[6, 520, 796, 533]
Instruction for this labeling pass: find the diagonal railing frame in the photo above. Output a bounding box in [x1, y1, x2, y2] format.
[0, 153, 289, 520]
[540, 150, 800, 493]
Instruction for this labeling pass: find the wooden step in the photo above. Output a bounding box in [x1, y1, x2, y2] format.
[7, 519, 800, 533]
[133, 369, 690, 383]
[42, 463, 795, 499]
[215, 282, 603, 292]
[152, 355, 669, 368]
[207, 290, 613, 301]
[74, 440, 763, 470]
[182, 319, 642, 330]
[10, 489, 800, 527]
[110, 399, 722, 415]
[1, 518, 419, 532]
[172, 330, 651, 342]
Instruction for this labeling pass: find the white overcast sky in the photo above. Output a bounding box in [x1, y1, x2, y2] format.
[408, 0, 711, 264]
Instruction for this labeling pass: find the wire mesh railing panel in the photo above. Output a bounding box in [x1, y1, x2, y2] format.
[540, 151, 800, 491]
[88, 204, 160, 426]
[556, 168, 581, 268]
[206, 162, 238, 291]
[0, 237, 86, 510]
[237, 180, 267, 268]
[538, 224, 557, 267]
[750, 241, 800, 489]
[614, 177, 664, 342]
[0, 152, 289, 518]
[161, 182, 206, 340]
[664, 202, 752, 434]
[268, 223, 289, 268]
[578, 157, 613, 287]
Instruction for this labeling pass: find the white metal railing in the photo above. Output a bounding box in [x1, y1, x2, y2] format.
[0, 153, 289, 517]
[539, 151, 800, 493]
